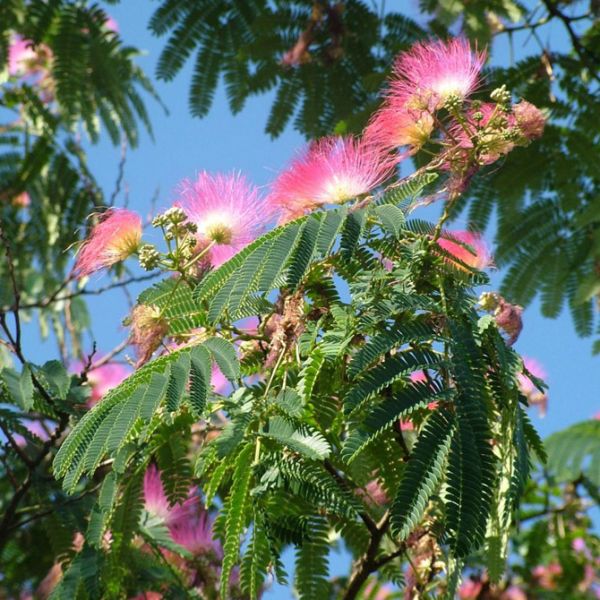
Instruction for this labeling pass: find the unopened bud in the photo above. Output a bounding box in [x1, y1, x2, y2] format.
[490, 84, 511, 105]
[443, 93, 462, 112]
[163, 206, 187, 224]
[138, 244, 160, 271]
[151, 214, 166, 228]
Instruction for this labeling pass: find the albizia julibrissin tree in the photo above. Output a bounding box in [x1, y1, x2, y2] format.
[3, 33, 600, 600]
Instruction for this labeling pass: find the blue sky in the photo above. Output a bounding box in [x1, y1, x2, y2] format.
[17, 2, 599, 596]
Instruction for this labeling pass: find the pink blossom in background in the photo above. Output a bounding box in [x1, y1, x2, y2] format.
[363, 580, 393, 599]
[71, 358, 130, 406]
[594, 411, 600, 420]
[104, 16, 119, 33]
[11, 191, 30, 208]
[391, 38, 486, 109]
[501, 585, 527, 600]
[268, 136, 395, 223]
[513, 100, 545, 140]
[532, 562, 562, 590]
[211, 366, 229, 395]
[518, 357, 548, 417]
[143, 464, 199, 526]
[85, 362, 129, 405]
[169, 509, 219, 556]
[175, 172, 267, 267]
[437, 230, 493, 270]
[409, 370, 427, 384]
[13, 419, 55, 447]
[74, 208, 142, 277]
[8, 36, 38, 77]
[457, 578, 483, 599]
[358, 479, 389, 506]
[365, 94, 434, 155]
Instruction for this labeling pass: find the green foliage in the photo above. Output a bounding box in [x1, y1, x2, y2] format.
[220, 443, 254, 596]
[390, 409, 456, 540]
[53, 341, 229, 492]
[545, 419, 600, 486]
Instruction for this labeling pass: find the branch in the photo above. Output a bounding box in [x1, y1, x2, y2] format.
[323, 459, 379, 536]
[540, 0, 600, 85]
[342, 511, 395, 600]
[3, 271, 160, 312]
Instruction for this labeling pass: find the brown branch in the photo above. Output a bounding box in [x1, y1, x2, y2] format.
[541, 0, 600, 85]
[342, 511, 395, 600]
[2, 271, 159, 313]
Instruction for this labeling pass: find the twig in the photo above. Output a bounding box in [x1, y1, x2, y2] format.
[540, 0, 600, 85]
[4, 271, 159, 312]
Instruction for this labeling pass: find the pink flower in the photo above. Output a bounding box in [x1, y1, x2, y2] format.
[518, 357, 548, 417]
[11, 192, 30, 208]
[363, 580, 393, 600]
[494, 299, 523, 346]
[13, 419, 55, 447]
[104, 16, 119, 33]
[71, 358, 130, 406]
[358, 479, 389, 506]
[513, 100, 545, 140]
[211, 367, 229, 395]
[437, 230, 493, 270]
[365, 94, 434, 155]
[533, 563, 561, 590]
[169, 509, 218, 556]
[8, 36, 38, 77]
[458, 578, 483, 599]
[451, 103, 517, 165]
[143, 464, 199, 526]
[391, 38, 486, 109]
[572, 537, 590, 556]
[410, 370, 427, 384]
[130, 304, 168, 367]
[175, 172, 267, 267]
[501, 585, 527, 600]
[268, 136, 395, 223]
[74, 209, 142, 277]
[86, 363, 129, 404]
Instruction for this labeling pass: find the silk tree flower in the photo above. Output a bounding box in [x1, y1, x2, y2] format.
[169, 509, 220, 556]
[14, 419, 55, 447]
[8, 36, 38, 77]
[513, 100, 546, 140]
[452, 102, 518, 165]
[501, 586, 527, 600]
[130, 304, 168, 367]
[365, 94, 435, 156]
[175, 171, 266, 268]
[11, 191, 30, 208]
[532, 563, 562, 590]
[268, 136, 394, 222]
[143, 464, 199, 526]
[74, 208, 142, 277]
[104, 16, 119, 33]
[390, 38, 486, 109]
[437, 230, 493, 270]
[71, 359, 130, 407]
[518, 357, 548, 417]
[458, 578, 483, 599]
